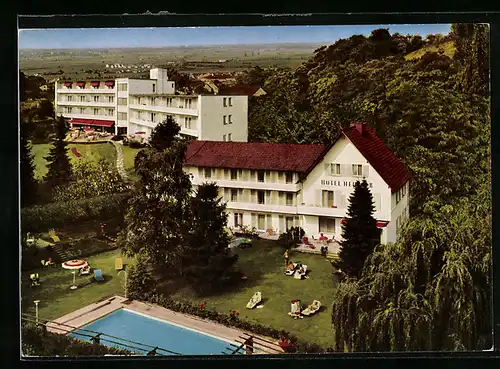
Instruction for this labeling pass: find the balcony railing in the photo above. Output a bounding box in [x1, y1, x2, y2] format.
[191, 178, 299, 192]
[57, 100, 115, 107]
[57, 88, 116, 94]
[129, 104, 198, 116]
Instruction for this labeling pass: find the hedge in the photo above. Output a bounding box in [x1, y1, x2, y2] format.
[21, 192, 131, 232]
[142, 294, 334, 354]
[22, 323, 133, 357]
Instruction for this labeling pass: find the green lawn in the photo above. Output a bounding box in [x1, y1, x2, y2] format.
[21, 249, 135, 322]
[121, 146, 142, 181]
[31, 142, 117, 180]
[167, 239, 338, 348]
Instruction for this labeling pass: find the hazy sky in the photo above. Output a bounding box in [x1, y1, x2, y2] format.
[19, 24, 452, 50]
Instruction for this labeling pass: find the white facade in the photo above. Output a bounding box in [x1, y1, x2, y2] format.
[184, 134, 410, 245]
[54, 68, 249, 141]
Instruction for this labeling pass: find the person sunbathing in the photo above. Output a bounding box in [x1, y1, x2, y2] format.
[287, 263, 295, 271]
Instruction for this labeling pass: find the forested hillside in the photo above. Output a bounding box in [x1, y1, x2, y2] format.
[245, 24, 491, 351]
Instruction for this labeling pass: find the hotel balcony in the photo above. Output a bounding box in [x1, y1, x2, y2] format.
[130, 117, 198, 137]
[57, 100, 116, 108]
[57, 88, 116, 94]
[191, 177, 299, 192]
[129, 104, 198, 117]
[58, 112, 116, 122]
[297, 204, 346, 218]
[224, 201, 298, 215]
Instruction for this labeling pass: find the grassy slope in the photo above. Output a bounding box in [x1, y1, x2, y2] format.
[405, 41, 456, 60]
[32, 142, 117, 180]
[21, 249, 135, 321]
[167, 239, 338, 348]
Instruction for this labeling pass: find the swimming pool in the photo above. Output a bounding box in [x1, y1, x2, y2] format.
[68, 309, 242, 355]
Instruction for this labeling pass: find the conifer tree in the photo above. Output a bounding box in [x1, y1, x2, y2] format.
[44, 116, 72, 187]
[180, 182, 238, 294]
[334, 180, 380, 278]
[20, 119, 38, 207]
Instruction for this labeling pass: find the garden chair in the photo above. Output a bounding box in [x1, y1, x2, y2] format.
[26, 233, 35, 247]
[93, 269, 104, 282]
[30, 273, 40, 288]
[115, 257, 123, 271]
[79, 265, 91, 276]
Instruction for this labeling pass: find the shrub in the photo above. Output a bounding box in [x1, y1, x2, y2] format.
[52, 159, 128, 202]
[111, 135, 123, 141]
[128, 140, 146, 149]
[21, 192, 131, 232]
[21, 322, 132, 356]
[278, 227, 305, 249]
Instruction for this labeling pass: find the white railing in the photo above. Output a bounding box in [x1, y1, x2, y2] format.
[129, 104, 198, 117]
[192, 178, 299, 192]
[57, 100, 115, 107]
[224, 202, 298, 215]
[57, 88, 116, 94]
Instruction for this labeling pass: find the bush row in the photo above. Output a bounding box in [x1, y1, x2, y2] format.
[21, 192, 131, 232]
[22, 323, 133, 356]
[143, 294, 334, 354]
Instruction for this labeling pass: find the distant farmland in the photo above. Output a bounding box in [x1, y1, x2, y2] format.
[19, 43, 327, 77]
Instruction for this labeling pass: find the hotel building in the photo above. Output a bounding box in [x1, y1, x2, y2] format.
[184, 122, 411, 244]
[54, 68, 249, 142]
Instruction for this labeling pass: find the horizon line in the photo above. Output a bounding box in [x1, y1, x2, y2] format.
[19, 41, 333, 51]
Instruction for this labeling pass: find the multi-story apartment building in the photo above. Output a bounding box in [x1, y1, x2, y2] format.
[54, 68, 249, 142]
[184, 122, 411, 244]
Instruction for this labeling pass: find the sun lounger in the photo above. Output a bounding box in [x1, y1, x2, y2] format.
[301, 300, 322, 316]
[246, 292, 262, 309]
[93, 269, 104, 282]
[294, 264, 308, 280]
[80, 266, 91, 276]
[115, 257, 123, 271]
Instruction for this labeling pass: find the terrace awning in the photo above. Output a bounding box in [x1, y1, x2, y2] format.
[340, 218, 389, 228]
[76, 81, 86, 87]
[70, 118, 114, 127]
[104, 81, 115, 87]
[64, 82, 73, 87]
[91, 81, 101, 87]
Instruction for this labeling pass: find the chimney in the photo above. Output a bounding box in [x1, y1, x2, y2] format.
[350, 121, 366, 135]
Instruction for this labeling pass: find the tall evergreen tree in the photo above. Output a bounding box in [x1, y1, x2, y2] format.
[180, 182, 238, 294]
[148, 117, 180, 150]
[20, 120, 38, 207]
[119, 120, 193, 274]
[44, 116, 72, 187]
[334, 180, 380, 278]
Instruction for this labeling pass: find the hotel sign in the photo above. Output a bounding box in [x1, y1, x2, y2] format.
[321, 179, 373, 188]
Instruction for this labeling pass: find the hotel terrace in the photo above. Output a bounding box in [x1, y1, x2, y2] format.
[184, 122, 411, 244]
[54, 68, 249, 142]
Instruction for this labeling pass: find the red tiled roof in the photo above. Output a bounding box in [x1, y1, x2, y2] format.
[185, 141, 326, 172]
[218, 85, 264, 96]
[343, 123, 411, 192]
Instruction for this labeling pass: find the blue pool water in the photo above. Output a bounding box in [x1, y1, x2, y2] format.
[68, 309, 240, 355]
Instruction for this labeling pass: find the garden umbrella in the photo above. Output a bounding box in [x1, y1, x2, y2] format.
[62, 260, 88, 290]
